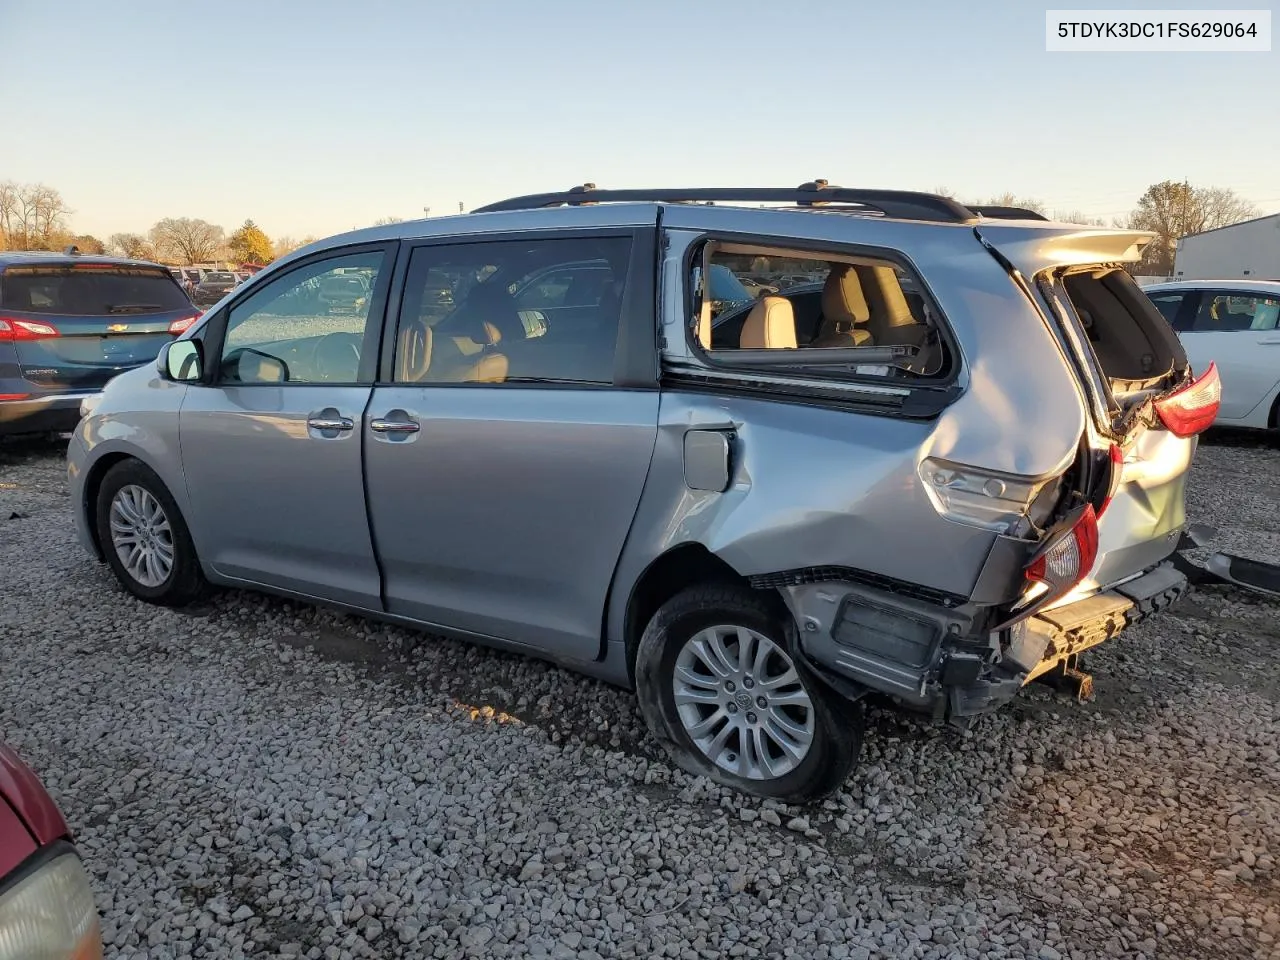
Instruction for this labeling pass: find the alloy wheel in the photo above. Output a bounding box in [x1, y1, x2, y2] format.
[672, 624, 815, 780]
[109, 484, 174, 588]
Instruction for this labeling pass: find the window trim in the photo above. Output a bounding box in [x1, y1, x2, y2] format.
[676, 231, 962, 393]
[197, 241, 399, 388]
[375, 226, 658, 390]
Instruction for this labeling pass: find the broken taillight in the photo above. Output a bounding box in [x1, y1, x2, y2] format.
[1026, 503, 1099, 591]
[1153, 362, 1220, 437]
[992, 503, 1101, 632]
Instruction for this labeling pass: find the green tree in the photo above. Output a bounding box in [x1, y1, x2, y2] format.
[228, 219, 273, 265]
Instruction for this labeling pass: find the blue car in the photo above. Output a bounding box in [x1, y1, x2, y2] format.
[0, 250, 201, 436]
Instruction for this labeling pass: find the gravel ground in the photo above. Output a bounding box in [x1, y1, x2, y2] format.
[1, 430, 1277, 960]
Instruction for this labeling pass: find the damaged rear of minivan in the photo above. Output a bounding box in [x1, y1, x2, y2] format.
[635, 212, 1215, 801]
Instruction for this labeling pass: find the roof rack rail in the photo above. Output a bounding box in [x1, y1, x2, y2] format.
[966, 205, 1050, 221]
[474, 181, 982, 223]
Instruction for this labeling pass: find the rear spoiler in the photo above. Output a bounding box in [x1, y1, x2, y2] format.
[972, 225, 1155, 270]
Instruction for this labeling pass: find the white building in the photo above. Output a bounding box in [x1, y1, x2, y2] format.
[1173, 213, 1280, 280]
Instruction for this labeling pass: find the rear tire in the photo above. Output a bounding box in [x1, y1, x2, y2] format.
[95, 459, 207, 606]
[635, 584, 863, 803]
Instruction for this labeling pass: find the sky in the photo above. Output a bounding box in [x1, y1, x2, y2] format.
[2, 0, 1277, 243]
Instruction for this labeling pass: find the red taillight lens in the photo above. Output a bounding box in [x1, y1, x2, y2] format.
[1153, 362, 1221, 437]
[1026, 504, 1099, 590]
[168, 313, 201, 335]
[0, 316, 60, 340]
[0, 393, 32, 401]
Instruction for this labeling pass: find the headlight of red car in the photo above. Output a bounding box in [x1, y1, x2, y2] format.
[0, 847, 102, 960]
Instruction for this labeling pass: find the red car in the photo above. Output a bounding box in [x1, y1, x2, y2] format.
[0, 744, 102, 959]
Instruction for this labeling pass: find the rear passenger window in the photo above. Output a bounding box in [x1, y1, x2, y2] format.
[689, 242, 948, 378]
[1189, 294, 1280, 332]
[393, 236, 631, 385]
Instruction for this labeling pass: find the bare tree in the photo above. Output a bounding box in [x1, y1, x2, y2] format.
[149, 217, 224, 264]
[1125, 181, 1259, 274]
[0, 181, 18, 249]
[271, 234, 319, 259]
[109, 232, 158, 260]
[373, 216, 404, 226]
[0, 181, 73, 249]
[1051, 210, 1108, 226]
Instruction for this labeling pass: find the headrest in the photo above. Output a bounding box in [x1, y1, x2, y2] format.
[821, 265, 871, 326]
[856, 265, 915, 329]
[740, 296, 797, 349]
[399, 318, 432, 381]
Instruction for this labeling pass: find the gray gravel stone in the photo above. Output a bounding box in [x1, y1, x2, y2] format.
[1, 433, 1277, 960]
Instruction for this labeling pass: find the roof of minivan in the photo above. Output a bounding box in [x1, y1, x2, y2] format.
[295, 203, 1122, 249]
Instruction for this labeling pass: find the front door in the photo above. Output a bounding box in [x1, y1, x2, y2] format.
[364, 232, 659, 661]
[179, 245, 395, 609]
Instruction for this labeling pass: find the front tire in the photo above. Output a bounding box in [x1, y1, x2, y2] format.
[636, 585, 863, 803]
[95, 459, 206, 606]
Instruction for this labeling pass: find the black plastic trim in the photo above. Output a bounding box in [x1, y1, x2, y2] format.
[749, 565, 967, 609]
[475, 183, 980, 223]
[0, 839, 77, 900]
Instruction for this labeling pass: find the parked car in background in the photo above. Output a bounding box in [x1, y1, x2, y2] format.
[191, 271, 240, 306]
[738, 276, 779, 298]
[69, 183, 1213, 802]
[0, 743, 103, 958]
[1142, 280, 1280, 432]
[0, 252, 202, 436]
[317, 272, 371, 314]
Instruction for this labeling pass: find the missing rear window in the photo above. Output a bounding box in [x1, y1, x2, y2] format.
[688, 242, 951, 381]
[1059, 268, 1186, 387]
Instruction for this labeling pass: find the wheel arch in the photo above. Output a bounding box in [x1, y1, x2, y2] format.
[82, 450, 184, 561]
[622, 543, 790, 684]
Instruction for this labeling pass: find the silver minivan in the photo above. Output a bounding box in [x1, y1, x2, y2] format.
[68, 184, 1220, 801]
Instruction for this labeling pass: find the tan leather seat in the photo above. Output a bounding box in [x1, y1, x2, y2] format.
[397, 317, 509, 383]
[740, 295, 797, 349]
[812, 265, 873, 347]
[856, 265, 931, 348]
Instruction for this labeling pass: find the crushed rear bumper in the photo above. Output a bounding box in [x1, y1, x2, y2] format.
[780, 560, 1188, 723]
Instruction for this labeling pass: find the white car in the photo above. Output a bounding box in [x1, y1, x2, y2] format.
[1143, 280, 1280, 432]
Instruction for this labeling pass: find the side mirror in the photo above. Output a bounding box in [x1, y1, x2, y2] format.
[158, 339, 204, 382]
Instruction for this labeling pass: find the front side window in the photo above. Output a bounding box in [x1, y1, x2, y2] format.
[690, 243, 948, 379]
[1190, 293, 1280, 332]
[219, 251, 384, 384]
[1148, 293, 1187, 328]
[393, 236, 631, 385]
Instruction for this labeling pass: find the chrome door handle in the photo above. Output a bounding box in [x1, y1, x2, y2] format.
[307, 416, 354, 431]
[370, 418, 420, 433]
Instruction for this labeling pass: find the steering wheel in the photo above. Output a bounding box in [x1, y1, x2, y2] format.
[313, 332, 363, 382]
